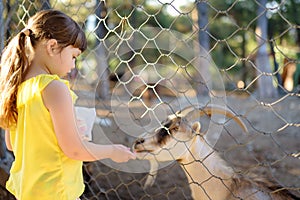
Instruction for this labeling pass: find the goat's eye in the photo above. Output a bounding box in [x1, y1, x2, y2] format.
[173, 127, 179, 131]
[159, 128, 169, 137]
[157, 128, 170, 144]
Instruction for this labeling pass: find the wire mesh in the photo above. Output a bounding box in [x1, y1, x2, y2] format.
[0, 0, 299, 199]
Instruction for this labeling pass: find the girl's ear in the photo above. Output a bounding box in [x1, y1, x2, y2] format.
[46, 39, 58, 56]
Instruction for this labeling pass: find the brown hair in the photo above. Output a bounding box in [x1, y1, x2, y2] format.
[0, 9, 87, 129]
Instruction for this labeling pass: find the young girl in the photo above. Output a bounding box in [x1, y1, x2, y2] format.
[0, 9, 136, 200]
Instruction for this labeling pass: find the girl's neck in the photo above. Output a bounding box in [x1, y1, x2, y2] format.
[24, 43, 52, 81]
[23, 67, 51, 82]
[24, 56, 51, 81]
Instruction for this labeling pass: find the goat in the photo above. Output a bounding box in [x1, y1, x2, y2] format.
[133, 105, 298, 200]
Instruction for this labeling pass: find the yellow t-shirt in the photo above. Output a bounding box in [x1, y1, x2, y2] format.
[6, 74, 85, 200]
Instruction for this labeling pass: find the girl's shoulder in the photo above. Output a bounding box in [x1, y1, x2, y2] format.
[41, 75, 78, 111]
[18, 74, 77, 105]
[39, 74, 70, 91]
[38, 74, 77, 103]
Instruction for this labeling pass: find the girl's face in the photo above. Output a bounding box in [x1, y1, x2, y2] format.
[51, 45, 81, 77]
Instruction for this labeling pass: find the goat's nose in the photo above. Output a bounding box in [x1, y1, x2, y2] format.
[135, 138, 145, 145]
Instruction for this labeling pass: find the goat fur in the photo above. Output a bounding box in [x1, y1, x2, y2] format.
[133, 105, 299, 200]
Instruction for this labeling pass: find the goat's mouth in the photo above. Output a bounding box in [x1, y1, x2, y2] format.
[133, 142, 155, 154]
[134, 149, 154, 153]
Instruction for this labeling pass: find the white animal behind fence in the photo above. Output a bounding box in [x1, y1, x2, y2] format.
[133, 105, 299, 200]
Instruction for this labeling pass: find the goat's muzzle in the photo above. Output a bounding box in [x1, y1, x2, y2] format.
[135, 138, 145, 145]
[133, 138, 153, 153]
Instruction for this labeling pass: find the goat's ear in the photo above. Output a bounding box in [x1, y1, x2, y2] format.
[191, 122, 201, 134]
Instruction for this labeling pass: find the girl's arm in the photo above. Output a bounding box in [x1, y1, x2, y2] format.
[5, 130, 13, 151]
[42, 80, 136, 162]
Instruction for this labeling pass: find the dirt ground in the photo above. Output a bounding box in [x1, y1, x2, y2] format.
[1, 79, 299, 200]
[74, 81, 300, 200]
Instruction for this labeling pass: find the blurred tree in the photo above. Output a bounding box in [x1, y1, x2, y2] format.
[287, 0, 300, 47]
[196, 1, 209, 51]
[5, 0, 13, 41]
[255, 0, 278, 98]
[49, 0, 90, 24]
[106, 0, 193, 77]
[195, 0, 210, 96]
[283, 0, 300, 88]
[41, 0, 51, 10]
[208, 0, 294, 95]
[95, 0, 110, 100]
[0, 0, 4, 51]
[0, 0, 18, 50]
[226, 1, 257, 85]
[209, 0, 257, 87]
[266, 0, 300, 91]
[128, 0, 138, 69]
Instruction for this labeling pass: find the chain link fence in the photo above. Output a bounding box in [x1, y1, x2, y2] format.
[0, 0, 300, 199]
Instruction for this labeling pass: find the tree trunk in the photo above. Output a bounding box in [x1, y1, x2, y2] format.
[0, 129, 5, 167]
[95, 0, 110, 100]
[290, 1, 300, 88]
[0, 1, 6, 176]
[290, 0, 300, 47]
[40, 0, 51, 10]
[0, 0, 4, 52]
[5, 0, 18, 43]
[128, 0, 137, 68]
[195, 1, 210, 96]
[241, 32, 247, 84]
[255, 0, 278, 98]
[269, 40, 283, 90]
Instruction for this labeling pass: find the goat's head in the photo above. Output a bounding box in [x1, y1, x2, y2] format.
[133, 113, 201, 162]
[133, 104, 248, 162]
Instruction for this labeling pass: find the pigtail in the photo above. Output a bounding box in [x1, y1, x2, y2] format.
[0, 30, 31, 129]
[0, 10, 87, 129]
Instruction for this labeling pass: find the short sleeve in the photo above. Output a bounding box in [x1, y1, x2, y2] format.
[39, 74, 78, 103]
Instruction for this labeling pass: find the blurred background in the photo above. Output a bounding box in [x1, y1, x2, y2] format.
[0, 0, 299, 199]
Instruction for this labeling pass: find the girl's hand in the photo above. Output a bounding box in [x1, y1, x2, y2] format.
[110, 144, 136, 163]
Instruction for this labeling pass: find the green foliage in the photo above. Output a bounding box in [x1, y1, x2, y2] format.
[3, 0, 300, 87]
